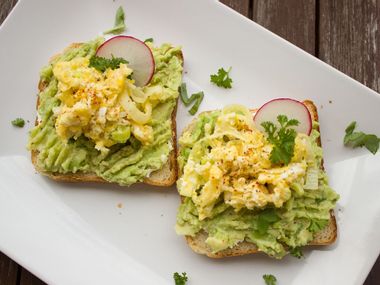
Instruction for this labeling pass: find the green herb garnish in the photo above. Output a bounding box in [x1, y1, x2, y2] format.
[210, 67, 232, 89]
[289, 247, 304, 259]
[257, 208, 280, 235]
[89, 56, 128, 73]
[144, 38, 154, 43]
[261, 115, 299, 165]
[344, 121, 379, 154]
[104, 6, 126, 35]
[179, 83, 204, 115]
[188, 92, 204, 115]
[308, 219, 329, 233]
[173, 272, 188, 285]
[263, 274, 277, 285]
[11, 118, 25, 128]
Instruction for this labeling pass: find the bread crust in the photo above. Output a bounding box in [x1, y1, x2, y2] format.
[178, 100, 338, 258]
[31, 43, 182, 187]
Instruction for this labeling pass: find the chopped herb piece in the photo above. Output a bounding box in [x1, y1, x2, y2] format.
[188, 92, 204, 115]
[210, 67, 233, 88]
[263, 274, 277, 285]
[261, 115, 299, 165]
[11, 118, 25, 128]
[345, 121, 356, 135]
[173, 272, 188, 285]
[179, 83, 191, 106]
[179, 83, 204, 115]
[104, 6, 126, 35]
[289, 247, 304, 259]
[89, 56, 128, 73]
[308, 219, 329, 233]
[257, 208, 280, 235]
[344, 121, 379, 154]
[144, 38, 154, 43]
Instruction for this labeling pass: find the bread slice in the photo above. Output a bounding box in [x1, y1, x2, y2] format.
[178, 100, 337, 258]
[31, 43, 182, 187]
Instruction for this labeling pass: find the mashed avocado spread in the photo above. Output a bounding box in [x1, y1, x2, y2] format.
[175, 106, 339, 258]
[28, 38, 183, 186]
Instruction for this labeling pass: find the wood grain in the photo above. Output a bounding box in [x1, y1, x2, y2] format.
[19, 270, 44, 285]
[0, 252, 18, 285]
[220, 0, 251, 18]
[253, 0, 316, 55]
[318, 3, 380, 282]
[0, 0, 17, 24]
[319, 0, 380, 91]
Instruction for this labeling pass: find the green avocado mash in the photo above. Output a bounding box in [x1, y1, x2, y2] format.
[175, 111, 339, 259]
[28, 38, 183, 186]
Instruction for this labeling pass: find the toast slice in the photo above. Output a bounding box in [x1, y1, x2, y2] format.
[31, 43, 181, 187]
[178, 100, 337, 258]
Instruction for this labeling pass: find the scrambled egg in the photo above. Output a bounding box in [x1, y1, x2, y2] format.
[52, 57, 158, 152]
[178, 106, 311, 220]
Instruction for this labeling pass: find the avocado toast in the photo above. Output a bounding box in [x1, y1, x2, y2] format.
[175, 100, 339, 258]
[28, 38, 183, 186]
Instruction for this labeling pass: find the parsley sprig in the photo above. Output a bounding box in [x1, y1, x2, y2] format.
[261, 115, 299, 165]
[210, 67, 233, 89]
[344, 121, 379, 154]
[104, 6, 126, 35]
[263, 274, 277, 285]
[89, 56, 128, 73]
[173, 272, 188, 285]
[179, 83, 204, 115]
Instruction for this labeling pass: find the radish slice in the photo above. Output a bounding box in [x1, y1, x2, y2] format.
[96, 36, 155, 86]
[254, 98, 312, 135]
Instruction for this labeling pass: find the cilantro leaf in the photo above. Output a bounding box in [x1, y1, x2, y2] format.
[89, 56, 128, 73]
[144, 38, 154, 43]
[104, 6, 126, 35]
[344, 121, 380, 154]
[289, 247, 304, 259]
[257, 208, 280, 235]
[263, 274, 277, 285]
[210, 67, 233, 89]
[179, 83, 204, 115]
[11, 118, 25, 128]
[261, 115, 299, 165]
[345, 121, 356, 135]
[173, 272, 188, 285]
[308, 219, 329, 233]
[365, 135, 379, 154]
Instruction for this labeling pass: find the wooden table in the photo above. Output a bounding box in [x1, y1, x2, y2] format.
[1, 0, 379, 284]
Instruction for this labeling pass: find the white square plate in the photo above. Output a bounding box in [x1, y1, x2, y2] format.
[1, 0, 380, 284]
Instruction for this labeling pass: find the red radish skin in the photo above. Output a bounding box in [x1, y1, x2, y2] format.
[254, 98, 312, 135]
[96, 36, 155, 86]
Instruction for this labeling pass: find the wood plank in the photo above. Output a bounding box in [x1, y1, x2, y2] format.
[0, 0, 18, 25]
[0, 5, 19, 283]
[365, 258, 380, 285]
[319, 0, 380, 91]
[253, 0, 316, 55]
[319, 1, 379, 284]
[0, 252, 18, 285]
[220, 0, 251, 18]
[19, 269, 45, 285]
